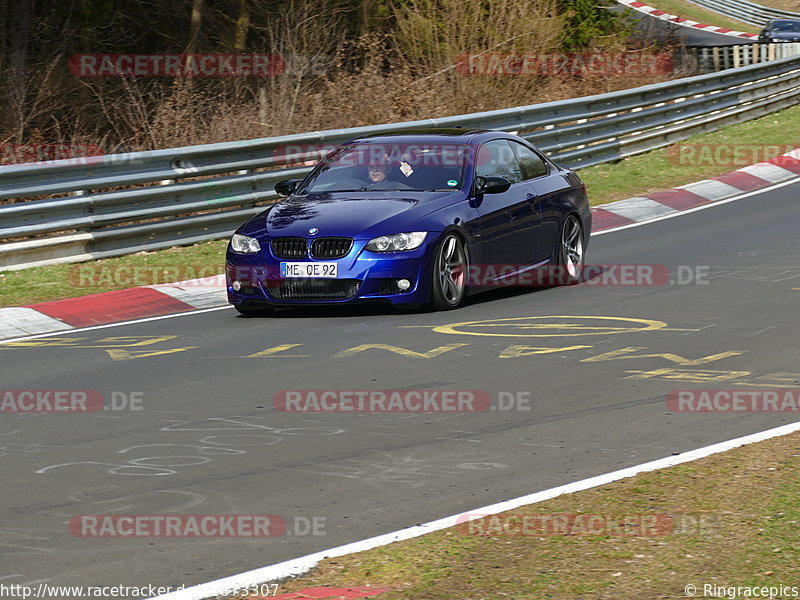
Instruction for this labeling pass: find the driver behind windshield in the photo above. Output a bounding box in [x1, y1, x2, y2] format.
[301, 143, 467, 193]
[367, 163, 390, 184]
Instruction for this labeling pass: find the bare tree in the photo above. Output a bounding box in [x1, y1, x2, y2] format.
[186, 0, 205, 54]
[7, 0, 32, 142]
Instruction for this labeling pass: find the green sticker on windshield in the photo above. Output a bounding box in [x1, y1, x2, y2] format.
[447, 179, 458, 187]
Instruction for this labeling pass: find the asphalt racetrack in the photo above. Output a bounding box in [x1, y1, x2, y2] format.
[3, 181, 799, 593]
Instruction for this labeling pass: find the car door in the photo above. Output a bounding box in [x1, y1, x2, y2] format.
[508, 141, 554, 262]
[472, 140, 538, 271]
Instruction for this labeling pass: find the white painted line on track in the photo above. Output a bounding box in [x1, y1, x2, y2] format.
[0, 305, 231, 345]
[591, 176, 800, 236]
[151, 419, 800, 600]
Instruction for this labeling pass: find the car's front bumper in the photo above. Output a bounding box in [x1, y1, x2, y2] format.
[225, 237, 437, 307]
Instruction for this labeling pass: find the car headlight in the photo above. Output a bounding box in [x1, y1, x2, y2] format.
[230, 233, 261, 254]
[365, 232, 427, 252]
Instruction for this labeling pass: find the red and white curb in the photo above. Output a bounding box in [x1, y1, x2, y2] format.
[591, 149, 800, 231]
[0, 280, 227, 340]
[616, 0, 759, 39]
[1, 148, 799, 341]
[149, 420, 800, 600]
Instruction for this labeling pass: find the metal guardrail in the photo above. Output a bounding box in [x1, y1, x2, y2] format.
[686, 0, 800, 27]
[687, 42, 800, 71]
[2, 53, 800, 270]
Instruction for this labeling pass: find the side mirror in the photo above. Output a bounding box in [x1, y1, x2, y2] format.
[275, 179, 303, 197]
[475, 176, 511, 195]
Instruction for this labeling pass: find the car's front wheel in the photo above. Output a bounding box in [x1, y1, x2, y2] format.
[557, 214, 585, 285]
[430, 233, 468, 310]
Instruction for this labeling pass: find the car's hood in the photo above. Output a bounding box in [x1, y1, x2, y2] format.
[262, 191, 460, 238]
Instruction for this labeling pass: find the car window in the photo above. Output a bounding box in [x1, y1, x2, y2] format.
[772, 20, 800, 31]
[301, 142, 469, 193]
[475, 140, 523, 184]
[511, 141, 548, 179]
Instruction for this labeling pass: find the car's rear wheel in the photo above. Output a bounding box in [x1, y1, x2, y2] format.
[234, 304, 276, 317]
[430, 233, 468, 310]
[557, 214, 585, 285]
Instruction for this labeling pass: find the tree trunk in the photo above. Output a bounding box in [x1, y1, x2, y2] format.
[8, 0, 31, 142]
[187, 0, 205, 54]
[234, 0, 250, 52]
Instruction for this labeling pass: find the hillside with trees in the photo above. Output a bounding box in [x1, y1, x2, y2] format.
[0, 0, 669, 155]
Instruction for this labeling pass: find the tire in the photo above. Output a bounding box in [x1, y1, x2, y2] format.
[556, 214, 585, 285]
[429, 233, 468, 310]
[234, 304, 276, 317]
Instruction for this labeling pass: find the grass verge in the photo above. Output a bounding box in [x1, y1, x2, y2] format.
[752, 0, 800, 12]
[578, 103, 800, 204]
[641, 0, 761, 33]
[232, 430, 800, 600]
[2, 105, 799, 308]
[0, 241, 229, 308]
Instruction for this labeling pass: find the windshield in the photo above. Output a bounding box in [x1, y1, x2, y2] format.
[772, 20, 800, 32]
[299, 142, 470, 194]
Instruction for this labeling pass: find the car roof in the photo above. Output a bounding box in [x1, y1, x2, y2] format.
[346, 128, 501, 145]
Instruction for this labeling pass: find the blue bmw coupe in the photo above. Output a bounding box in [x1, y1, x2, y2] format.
[226, 129, 591, 314]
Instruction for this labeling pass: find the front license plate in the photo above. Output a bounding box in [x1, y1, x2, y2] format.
[280, 262, 338, 278]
